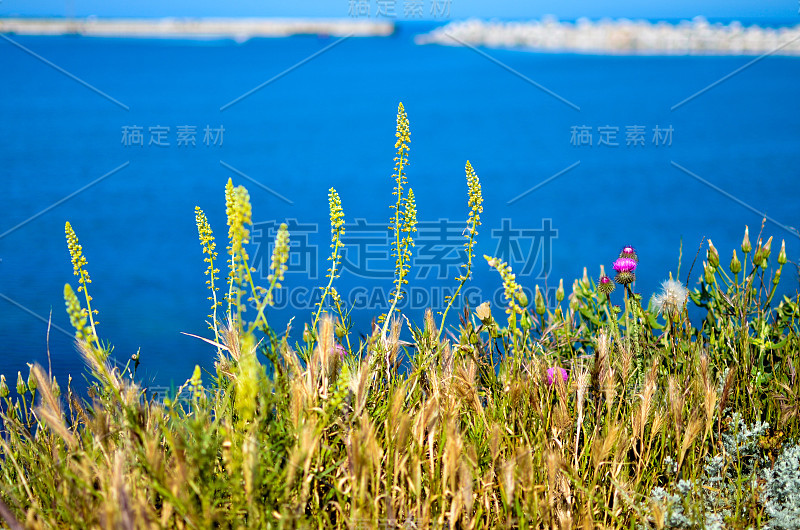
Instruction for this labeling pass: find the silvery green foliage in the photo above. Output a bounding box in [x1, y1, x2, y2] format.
[716, 367, 730, 395]
[720, 413, 769, 476]
[762, 444, 800, 530]
[647, 415, 770, 528]
[648, 480, 725, 529]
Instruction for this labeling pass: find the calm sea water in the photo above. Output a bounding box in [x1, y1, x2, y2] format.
[1, 21, 798, 388]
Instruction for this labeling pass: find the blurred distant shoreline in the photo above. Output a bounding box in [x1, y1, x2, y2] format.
[3, 16, 800, 56]
[417, 16, 800, 55]
[0, 17, 395, 39]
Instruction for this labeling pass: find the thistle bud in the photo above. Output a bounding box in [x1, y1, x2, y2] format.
[730, 249, 741, 275]
[534, 285, 546, 316]
[619, 245, 638, 262]
[0, 375, 8, 398]
[778, 240, 786, 265]
[303, 323, 313, 344]
[16, 371, 26, 396]
[598, 275, 615, 295]
[27, 365, 37, 393]
[707, 240, 720, 269]
[52, 377, 61, 399]
[742, 226, 751, 254]
[556, 279, 564, 303]
[773, 268, 781, 286]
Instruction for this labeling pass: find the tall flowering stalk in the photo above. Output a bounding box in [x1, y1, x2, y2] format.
[195, 207, 222, 344]
[383, 102, 417, 336]
[313, 188, 345, 332]
[261, 223, 289, 314]
[225, 178, 254, 324]
[438, 161, 483, 341]
[224, 177, 285, 333]
[64, 222, 101, 354]
[611, 245, 644, 358]
[485, 255, 528, 357]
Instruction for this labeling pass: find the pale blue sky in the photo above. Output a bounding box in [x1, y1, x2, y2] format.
[2, 0, 797, 20]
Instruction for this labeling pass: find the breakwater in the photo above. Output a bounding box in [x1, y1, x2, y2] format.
[416, 17, 800, 55]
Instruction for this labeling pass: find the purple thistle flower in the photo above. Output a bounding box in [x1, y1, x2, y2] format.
[546, 367, 569, 386]
[335, 343, 348, 360]
[613, 257, 637, 274]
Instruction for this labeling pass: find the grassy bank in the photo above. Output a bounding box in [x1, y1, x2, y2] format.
[1, 104, 798, 529]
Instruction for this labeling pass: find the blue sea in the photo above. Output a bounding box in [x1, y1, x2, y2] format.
[1, 21, 799, 389]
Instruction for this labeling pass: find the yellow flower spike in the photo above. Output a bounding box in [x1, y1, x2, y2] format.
[65, 222, 91, 292]
[269, 223, 290, 286]
[261, 222, 290, 310]
[439, 161, 484, 340]
[394, 102, 411, 154]
[313, 189, 346, 332]
[63, 283, 95, 345]
[64, 222, 101, 351]
[195, 206, 221, 343]
[384, 102, 415, 335]
[485, 255, 524, 316]
[224, 179, 257, 326]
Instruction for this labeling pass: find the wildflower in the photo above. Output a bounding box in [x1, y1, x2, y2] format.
[534, 285, 546, 315]
[730, 249, 742, 275]
[707, 240, 720, 269]
[555, 279, 565, 302]
[598, 275, 615, 295]
[653, 278, 689, 317]
[65, 222, 90, 289]
[619, 245, 638, 262]
[335, 343, 348, 360]
[64, 283, 95, 344]
[778, 239, 787, 265]
[439, 161, 484, 340]
[613, 257, 637, 285]
[758, 236, 773, 268]
[613, 257, 637, 273]
[485, 256, 526, 314]
[195, 207, 221, 336]
[26, 365, 37, 393]
[16, 371, 26, 396]
[704, 260, 715, 284]
[269, 223, 290, 288]
[742, 226, 752, 254]
[475, 301, 492, 322]
[388, 102, 415, 312]
[546, 367, 569, 386]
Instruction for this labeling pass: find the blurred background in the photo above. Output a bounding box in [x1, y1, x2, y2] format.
[1, 0, 798, 391]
